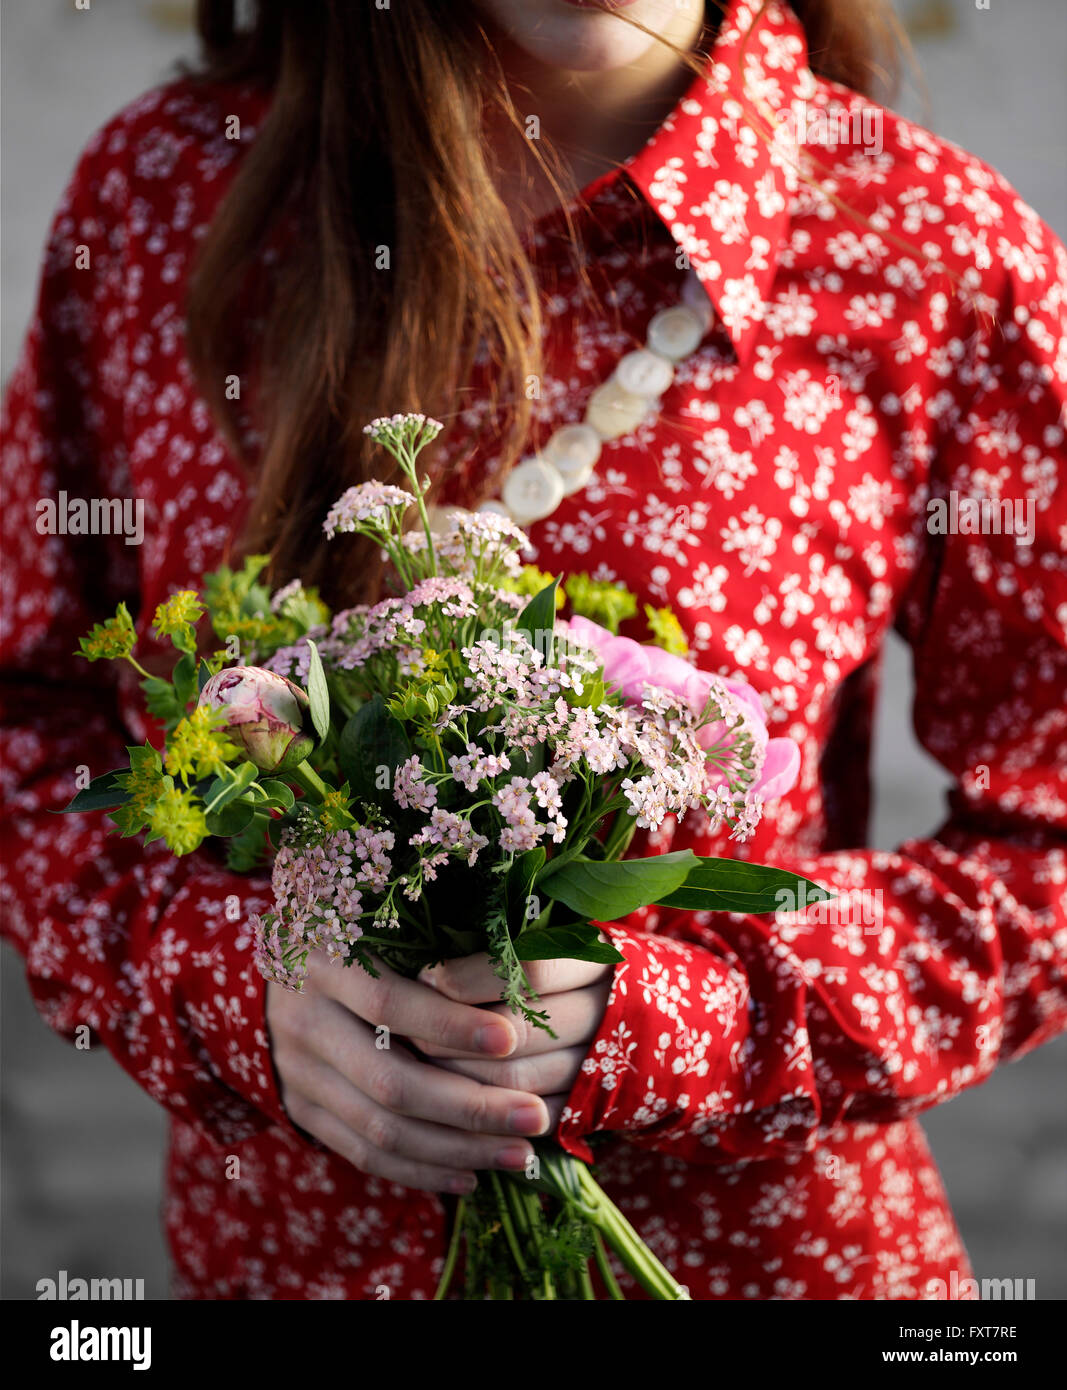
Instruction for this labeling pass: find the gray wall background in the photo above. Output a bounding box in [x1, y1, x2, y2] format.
[2, 0, 1065, 1300]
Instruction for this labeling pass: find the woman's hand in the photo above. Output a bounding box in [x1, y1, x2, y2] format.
[411, 954, 613, 1105]
[266, 952, 557, 1195]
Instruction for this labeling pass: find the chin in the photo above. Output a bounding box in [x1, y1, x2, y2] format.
[475, 1, 668, 74]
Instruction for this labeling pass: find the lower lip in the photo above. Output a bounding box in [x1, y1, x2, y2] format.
[560, 1, 645, 9]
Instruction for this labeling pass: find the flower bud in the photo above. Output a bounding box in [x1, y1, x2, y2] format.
[198, 666, 315, 774]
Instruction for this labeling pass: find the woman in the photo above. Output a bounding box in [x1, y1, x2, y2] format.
[2, 0, 1064, 1300]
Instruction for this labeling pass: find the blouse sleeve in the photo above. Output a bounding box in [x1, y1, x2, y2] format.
[0, 128, 295, 1148]
[558, 199, 1067, 1167]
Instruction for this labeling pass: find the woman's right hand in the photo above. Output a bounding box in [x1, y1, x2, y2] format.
[265, 952, 556, 1194]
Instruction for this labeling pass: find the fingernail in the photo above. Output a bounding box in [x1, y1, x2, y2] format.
[508, 1104, 546, 1136]
[419, 967, 438, 990]
[448, 1175, 477, 1195]
[495, 1144, 531, 1171]
[476, 1022, 513, 1055]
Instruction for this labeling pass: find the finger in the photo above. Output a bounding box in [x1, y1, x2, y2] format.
[420, 952, 610, 1004]
[312, 952, 518, 1056]
[542, 1093, 568, 1132]
[305, 998, 551, 1136]
[296, 1100, 479, 1196]
[432, 1046, 587, 1097]
[299, 1053, 538, 1175]
[416, 982, 610, 1060]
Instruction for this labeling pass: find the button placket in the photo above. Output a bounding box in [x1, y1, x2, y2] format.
[485, 269, 714, 524]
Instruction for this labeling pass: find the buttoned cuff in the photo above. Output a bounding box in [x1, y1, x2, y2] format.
[556, 921, 752, 1163]
[150, 862, 305, 1149]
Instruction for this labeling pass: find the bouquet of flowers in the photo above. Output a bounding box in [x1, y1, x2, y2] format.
[68, 413, 826, 1300]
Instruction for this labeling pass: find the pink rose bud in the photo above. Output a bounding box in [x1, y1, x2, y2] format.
[198, 666, 315, 775]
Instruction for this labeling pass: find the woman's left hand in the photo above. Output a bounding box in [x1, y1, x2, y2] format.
[411, 954, 613, 1122]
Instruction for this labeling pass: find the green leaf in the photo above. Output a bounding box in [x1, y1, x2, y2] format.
[567, 676, 607, 709]
[170, 627, 196, 658]
[540, 850, 697, 921]
[515, 577, 560, 666]
[338, 695, 411, 801]
[258, 779, 295, 811]
[109, 802, 151, 837]
[305, 639, 331, 744]
[203, 762, 259, 814]
[141, 676, 184, 727]
[226, 811, 272, 872]
[197, 659, 213, 694]
[656, 858, 835, 915]
[505, 846, 546, 931]
[203, 555, 272, 638]
[507, 742, 547, 780]
[205, 798, 256, 837]
[138, 652, 198, 732]
[514, 922, 624, 965]
[275, 586, 330, 635]
[438, 923, 482, 956]
[171, 651, 197, 710]
[59, 770, 131, 813]
[267, 812, 296, 852]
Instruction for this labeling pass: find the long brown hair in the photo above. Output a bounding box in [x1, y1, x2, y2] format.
[186, 0, 905, 607]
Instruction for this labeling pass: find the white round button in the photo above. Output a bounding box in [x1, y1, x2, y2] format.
[647, 304, 706, 362]
[681, 269, 715, 331]
[543, 423, 601, 494]
[501, 456, 566, 524]
[585, 380, 648, 440]
[614, 348, 674, 399]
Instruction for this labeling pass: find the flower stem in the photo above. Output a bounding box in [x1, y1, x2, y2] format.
[505, 1176, 558, 1299]
[393, 439, 438, 577]
[432, 1196, 465, 1301]
[592, 1231, 626, 1299]
[287, 760, 329, 803]
[488, 1171, 529, 1285]
[602, 806, 639, 860]
[127, 656, 155, 682]
[573, 1161, 690, 1300]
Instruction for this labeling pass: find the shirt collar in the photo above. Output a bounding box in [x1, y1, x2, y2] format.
[592, 0, 815, 364]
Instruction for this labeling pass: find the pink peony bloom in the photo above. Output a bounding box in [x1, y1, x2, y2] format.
[560, 616, 800, 802]
[198, 666, 315, 775]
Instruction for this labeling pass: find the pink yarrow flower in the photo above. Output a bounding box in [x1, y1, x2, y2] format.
[394, 755, 438, 812]
[323, 482, 416, 537]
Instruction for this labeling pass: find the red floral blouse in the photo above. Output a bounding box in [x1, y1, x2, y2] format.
[3, 0, 1065, 1301]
